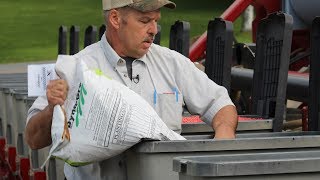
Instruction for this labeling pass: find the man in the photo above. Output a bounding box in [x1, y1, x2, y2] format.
[25, 0, 238, 179]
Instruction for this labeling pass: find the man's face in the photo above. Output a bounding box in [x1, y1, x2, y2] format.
[117, 8, 161, 58]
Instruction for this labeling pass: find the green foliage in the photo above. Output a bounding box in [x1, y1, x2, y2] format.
[0, 0, 252, 63]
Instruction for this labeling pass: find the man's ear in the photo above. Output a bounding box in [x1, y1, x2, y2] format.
[109, 9, 121, 29]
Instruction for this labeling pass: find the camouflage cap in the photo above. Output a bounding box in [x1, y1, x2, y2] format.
[102, 0, 176, 12]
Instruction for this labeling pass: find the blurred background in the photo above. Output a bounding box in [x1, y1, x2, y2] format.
[0, 0, 251, 63]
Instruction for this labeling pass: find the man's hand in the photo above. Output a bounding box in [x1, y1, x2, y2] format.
[25, 79, 68, 149]
[46, 79, 68, 107]
[212, 105, 238, 139]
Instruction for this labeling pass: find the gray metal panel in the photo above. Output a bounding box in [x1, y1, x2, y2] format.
[14, 92, 28, 100]
[173, 151, 320, 177]
[122, 132, 320, 180]
[127, 148, 320, 180]
[178, 172, 320, 180]
[133, 132, 320, 153]
[184, 131, 320, 140]
[181, 120, 272, 134]
[14, 92, 29, 156]
[4, 89, 17, 144]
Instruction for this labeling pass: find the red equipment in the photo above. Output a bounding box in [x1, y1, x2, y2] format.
[189, 0, 310, 72]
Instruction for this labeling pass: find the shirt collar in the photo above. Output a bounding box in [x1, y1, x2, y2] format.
[100, 33, 122, 68]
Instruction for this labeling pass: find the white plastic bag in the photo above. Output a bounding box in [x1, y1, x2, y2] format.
[45, 58, 185, 167]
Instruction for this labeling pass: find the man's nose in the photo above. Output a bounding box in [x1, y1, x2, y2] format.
[148, 21, 158, 36]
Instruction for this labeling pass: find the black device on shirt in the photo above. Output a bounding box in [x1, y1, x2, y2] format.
[132, 74, 139, 84]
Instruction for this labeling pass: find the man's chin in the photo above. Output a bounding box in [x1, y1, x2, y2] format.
[139, 47, 150, 56]
[130, 50, 148, 59]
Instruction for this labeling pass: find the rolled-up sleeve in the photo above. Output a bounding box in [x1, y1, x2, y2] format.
[173, 51, 234, 125]
[201, 90, 234, 125]
[26, 96, 48, 124]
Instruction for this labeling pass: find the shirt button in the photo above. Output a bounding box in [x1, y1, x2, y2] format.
[118, 59, 125, 66]
[124, 74, 127, 77]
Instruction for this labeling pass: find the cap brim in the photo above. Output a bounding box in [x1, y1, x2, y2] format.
[129, 0, 176, 12]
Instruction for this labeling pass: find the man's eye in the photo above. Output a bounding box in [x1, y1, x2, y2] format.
[140, 19, 150, 24]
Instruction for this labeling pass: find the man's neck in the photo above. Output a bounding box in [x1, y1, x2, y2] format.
[105, 32, 127, 57]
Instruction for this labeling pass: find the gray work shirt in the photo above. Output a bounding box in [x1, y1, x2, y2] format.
[27, 34, 234, 180]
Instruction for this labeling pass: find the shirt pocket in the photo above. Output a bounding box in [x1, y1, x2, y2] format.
[157, 93, 183, 133]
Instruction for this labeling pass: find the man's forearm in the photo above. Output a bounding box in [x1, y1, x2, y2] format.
[25, 105, 53, 149]
[212, 105, 238, 139]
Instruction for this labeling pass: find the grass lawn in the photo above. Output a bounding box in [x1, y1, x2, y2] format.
[0, 0, 252, 63]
